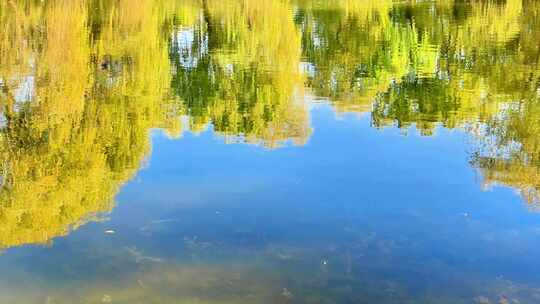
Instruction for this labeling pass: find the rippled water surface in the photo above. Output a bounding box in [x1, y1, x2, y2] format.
[1, 0, 540, 303]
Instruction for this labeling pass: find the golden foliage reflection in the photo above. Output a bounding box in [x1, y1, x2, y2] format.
[1, 0, 540, 249]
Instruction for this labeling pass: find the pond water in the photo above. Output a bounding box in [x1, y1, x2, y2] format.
[1, 0, 540, 303]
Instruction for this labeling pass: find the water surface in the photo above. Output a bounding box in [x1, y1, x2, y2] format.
[1, 0, 540, 303]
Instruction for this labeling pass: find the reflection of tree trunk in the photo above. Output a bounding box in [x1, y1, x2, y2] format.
[1, 85, 15, 126]
[201, 0, 218, 50]
[201, 0, 213, 38]
[201, 0, 211, 29]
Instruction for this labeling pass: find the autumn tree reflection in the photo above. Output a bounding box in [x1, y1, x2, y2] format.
[171, 0, 312, 148]
[296, 0, 540, 205]
[0, 0, 181, 249]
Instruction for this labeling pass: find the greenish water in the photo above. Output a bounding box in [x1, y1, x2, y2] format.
[1, 0, 540, 303]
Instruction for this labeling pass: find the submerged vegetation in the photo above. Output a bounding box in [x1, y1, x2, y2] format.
[0, 0, 539, 249]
